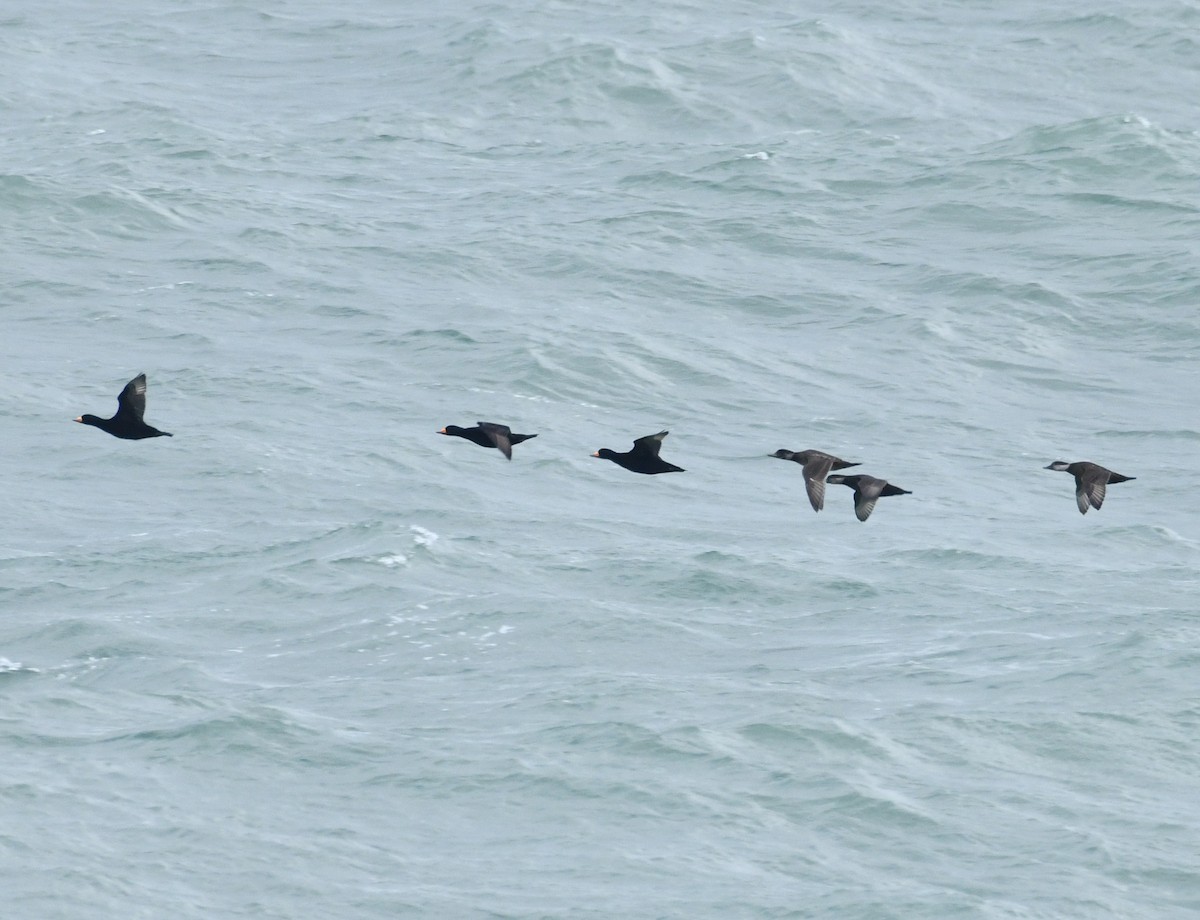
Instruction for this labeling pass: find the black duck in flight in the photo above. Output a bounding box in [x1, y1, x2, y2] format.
[592, 430, 685, 475]
[74, 373, 172, 440]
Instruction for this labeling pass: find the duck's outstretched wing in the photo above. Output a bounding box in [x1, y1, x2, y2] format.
[631, 431, 669, 458]
[853, 494, 879, 521]
[802, 454, 835, 512]
[478, 422, 515, 460]
[115, 374, 148, 423]
[1077, 470, 1107, 513]
[854, 479, 909, 521]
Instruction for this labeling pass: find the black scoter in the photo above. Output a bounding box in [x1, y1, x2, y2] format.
[771, 449, 861, 512]
[74, 373, 172, 440]
[438, 422, 537, 460]
[826, 473, 911, 521]
[1045, 460, 1135, 514]
[592, 430, 684, 475]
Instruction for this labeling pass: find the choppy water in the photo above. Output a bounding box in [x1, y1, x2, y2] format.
[3, 2, 1199, 917]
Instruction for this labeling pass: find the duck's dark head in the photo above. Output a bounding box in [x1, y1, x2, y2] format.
[74, 414, 102, 428]
[592, 449, 617, 461]
[770, 449, 795, 460]
[438, 425, 465, 437]
[1045, 460, 1071, 471]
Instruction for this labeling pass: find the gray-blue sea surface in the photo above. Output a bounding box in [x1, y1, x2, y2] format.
[3, 1, 1199, 917]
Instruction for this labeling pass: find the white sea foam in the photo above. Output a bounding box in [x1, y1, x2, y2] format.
[410, 526, 439, 546]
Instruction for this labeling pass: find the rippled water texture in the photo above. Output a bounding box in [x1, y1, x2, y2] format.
[2, 1, 1199, 917]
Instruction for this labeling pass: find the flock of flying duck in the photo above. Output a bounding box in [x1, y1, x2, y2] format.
[76, 373, 1137, 519]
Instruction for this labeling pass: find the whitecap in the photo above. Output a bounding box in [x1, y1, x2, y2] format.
[410, 526, 439, 546]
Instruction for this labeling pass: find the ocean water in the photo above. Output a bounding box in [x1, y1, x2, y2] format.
[2, 1, 1199, 917]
